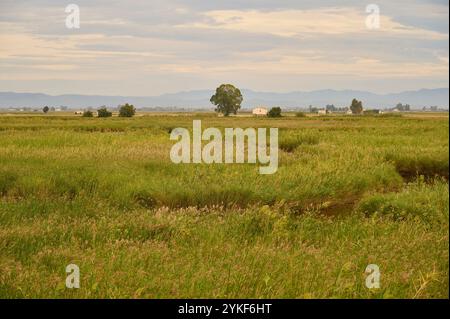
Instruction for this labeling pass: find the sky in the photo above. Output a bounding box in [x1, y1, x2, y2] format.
[0, 0, 448, 96]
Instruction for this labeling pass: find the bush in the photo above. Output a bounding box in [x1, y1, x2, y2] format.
[82, 110, 94, 117]
[267, 107, 282, 118]
[97, 107, 112, 118]
[119, 103, 136, 117]
[295, 112, 306, 117]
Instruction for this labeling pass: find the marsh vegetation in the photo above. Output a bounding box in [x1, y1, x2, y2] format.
[0, 112, 448, 298]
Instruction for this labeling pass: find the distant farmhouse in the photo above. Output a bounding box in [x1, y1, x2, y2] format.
[252, 107, 268, 116]
[318, 109, 331, 115]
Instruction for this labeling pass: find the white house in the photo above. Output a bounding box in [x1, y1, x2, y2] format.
[346, 109, 353, 115]
[252, 107, 268, 116]
[318, 109, 328, 115]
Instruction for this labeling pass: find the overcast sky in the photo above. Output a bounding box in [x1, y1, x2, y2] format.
[0, 0, 448, 95]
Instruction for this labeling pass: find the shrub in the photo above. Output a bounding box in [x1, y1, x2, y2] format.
[295, 112, 306, 117]
[82, 110, 94, 117]
[97, 107, 112, 118]
[267, 107, 282, 118]
[119, 103, 136, 117]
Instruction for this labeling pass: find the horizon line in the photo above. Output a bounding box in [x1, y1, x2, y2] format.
[1, 87, 449, 98]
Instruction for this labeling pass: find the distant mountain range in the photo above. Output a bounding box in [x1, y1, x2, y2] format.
[0, 88, 448, 109]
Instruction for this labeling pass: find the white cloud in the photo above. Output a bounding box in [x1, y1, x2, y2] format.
[0, 1, 448, 94]
[179, 8, 448, 39]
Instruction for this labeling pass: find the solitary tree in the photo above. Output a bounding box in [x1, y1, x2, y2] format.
[350, 99, 363, 114]
[210, 84, 243, 116]
[267, 107, 282, 118]
[119, 103, 136, 117]
[82, 110, 94, 117]
[43, 106, 49, 113]
[97, 106, 112, 118]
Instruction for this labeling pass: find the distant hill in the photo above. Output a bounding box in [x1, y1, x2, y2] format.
[0, 88, 448, 109]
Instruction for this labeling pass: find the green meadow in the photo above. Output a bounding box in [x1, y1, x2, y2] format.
[0, 112, 448, 298]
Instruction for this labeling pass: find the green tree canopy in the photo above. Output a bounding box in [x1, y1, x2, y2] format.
[267, 107, 282, 118]
[350, 99, 363, 114]
[210, 84, 243, 116]
[119, 103, 136, 117]
[82, 110, 94, 117]
[42, 106, 49, 113]
[97, 107, 112, 118]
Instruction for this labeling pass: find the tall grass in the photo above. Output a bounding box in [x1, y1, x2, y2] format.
[0, 113, 448, 298]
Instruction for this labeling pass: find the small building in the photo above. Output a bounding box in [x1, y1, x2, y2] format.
[252, 107, 268, 116]
[318, 109, 329, 115]
[346, 109, 353, 115]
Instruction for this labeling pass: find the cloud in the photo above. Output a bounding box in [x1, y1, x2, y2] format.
[179, 7, 448, 39]
[0, 1, 448, 95]
[150, 50, 447, 80]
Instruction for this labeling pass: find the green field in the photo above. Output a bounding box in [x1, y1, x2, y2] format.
[0, 112, 448, 298]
